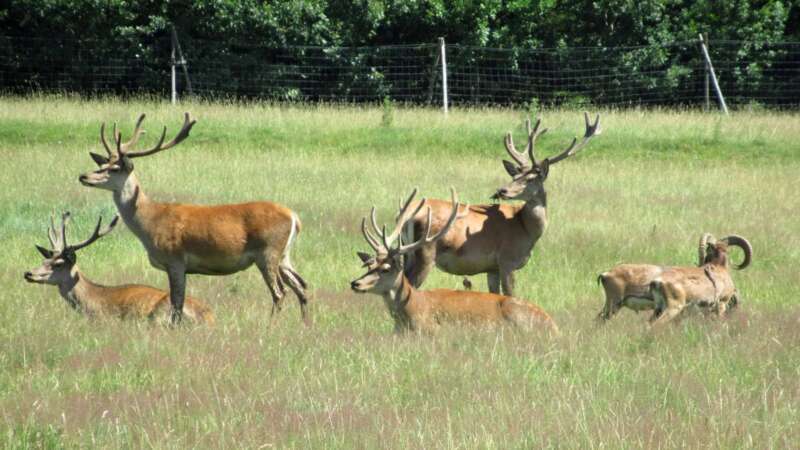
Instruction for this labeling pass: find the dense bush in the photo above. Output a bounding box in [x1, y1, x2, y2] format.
[1, 1, 798, 104]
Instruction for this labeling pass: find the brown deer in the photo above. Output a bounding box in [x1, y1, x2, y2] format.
[78, 113, 309, 325]
[401, 113, 601, 296]
[597, 233, 752, 327]
[24, 212, 214, 324]
[350, 188, 558, 335]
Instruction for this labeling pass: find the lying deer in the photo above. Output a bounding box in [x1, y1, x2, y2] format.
[597, 233, 752, 327]
[401, 113, 601, 296]
[78, 113, 309, 325]
[350, 188, 558, 335]
[24, 212, 214, 324]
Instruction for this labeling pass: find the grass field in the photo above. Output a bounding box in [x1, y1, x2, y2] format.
[1, 95, 799, 448]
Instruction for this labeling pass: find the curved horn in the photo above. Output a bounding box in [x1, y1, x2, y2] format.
[698, 233, 714, 265]
[720, 235, 752, 270]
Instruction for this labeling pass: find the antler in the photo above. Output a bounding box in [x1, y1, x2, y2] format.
[504, 118, 547, 167]
[47, 212, 70, 252]
[361, 188, 460, 256]
[396, 188, 460, 255]
[544, 112, 601, 166]
[123, 112, 197, 158]
[119, 114, 147, 153]
[67, 214, 120, 252]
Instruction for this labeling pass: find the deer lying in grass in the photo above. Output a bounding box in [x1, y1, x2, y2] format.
[24, 212, 214, 324]
[350, 188, 558, 335]
[401, 113, 601, 296]
[597, 233, 752, 327]
[78, 113, 309, 325]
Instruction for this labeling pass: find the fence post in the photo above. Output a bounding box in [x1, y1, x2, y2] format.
[703, 33, 710, 111]
[170, 30, 177, 104]
[170, 26, 193, 104]
[439, 37, 448, 116]
[698, 34, 728, 114]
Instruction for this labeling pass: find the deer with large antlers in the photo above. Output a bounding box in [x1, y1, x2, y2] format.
[24, 212, 214, 323]
[78, 113, 309, 325]
[350, 188, 558, 335]
[402, 113, 601, 296]
[597, 233, 752, 327]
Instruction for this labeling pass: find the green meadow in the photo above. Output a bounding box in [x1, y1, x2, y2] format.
[1, 96, 799, 448]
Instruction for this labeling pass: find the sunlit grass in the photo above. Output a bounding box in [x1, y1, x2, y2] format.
[1, 95, 799, 448]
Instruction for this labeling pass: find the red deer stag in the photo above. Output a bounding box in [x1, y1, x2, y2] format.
[78, 113, 309, 325]
[402, 113, 601, 295]
[24, 212, 214, 323]
[350, 188, 558, 335]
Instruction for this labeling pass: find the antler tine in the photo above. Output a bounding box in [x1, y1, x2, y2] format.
[113, 124, 124, 155]
[360, 217, 382, 252]
[125, 112, 197, 159]
[527, 118, 548, 167]
[59, 212, 71, 252]
[545, 112, 601, 166]
[504, 132, 528, 167]
[369, 207, 383, 243]
[386, 188, 426, 247]
[68, 214, 120, 252]
[119, 114, 147, 153]
[397, 187, 460, 255]
[47, 214, 59, 250]
[99, 123, 114, 157]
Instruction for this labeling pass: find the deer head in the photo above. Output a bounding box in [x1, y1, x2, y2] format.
[351, 188, 460, 294]
[493, 112, 601, 201]
[698, 233, 752, 270]
[78, 113, 196, 191]
[24, 212, 119, 285]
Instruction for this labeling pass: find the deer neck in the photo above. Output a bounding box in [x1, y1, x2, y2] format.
[57, 267, 100, 314]
[519, 191, 548, 240]
[382, 275, 417, 329]
[112, 173, 153, 241]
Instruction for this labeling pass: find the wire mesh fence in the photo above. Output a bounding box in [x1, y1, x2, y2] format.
[1, 34, 798, 108]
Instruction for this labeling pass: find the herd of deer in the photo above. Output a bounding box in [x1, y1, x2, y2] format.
[23, 112, 753, 334]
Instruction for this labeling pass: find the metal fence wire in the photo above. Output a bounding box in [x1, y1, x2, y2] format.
[1, 35, 798, 107]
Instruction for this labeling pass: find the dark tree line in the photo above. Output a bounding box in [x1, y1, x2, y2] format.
[1, 1, 799, 105]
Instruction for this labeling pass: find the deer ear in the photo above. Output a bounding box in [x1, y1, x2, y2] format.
[89, 152, 109, 166]
[502, 160, 521, 177]
[35, 245, 54, 258]
[357, 252, 372, 263]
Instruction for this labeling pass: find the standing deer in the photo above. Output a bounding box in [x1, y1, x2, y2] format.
[24, 212, 214, 323]
[402, 113, 601, 296]
[350, 188, 558, 335]
[78, 113, 309, 325]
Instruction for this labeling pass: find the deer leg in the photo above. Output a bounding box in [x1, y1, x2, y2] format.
[256, 258, 284, 317]
[166, 264, 187, 326]
[405, 243, 435, 288]
[279, 266, 311, 326]
[487, 272, 501, 294]
[500, 269, 515, 296]
[597, 277, 623, 322]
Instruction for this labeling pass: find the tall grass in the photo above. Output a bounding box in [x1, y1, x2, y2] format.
[1, 95, 799, 448]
